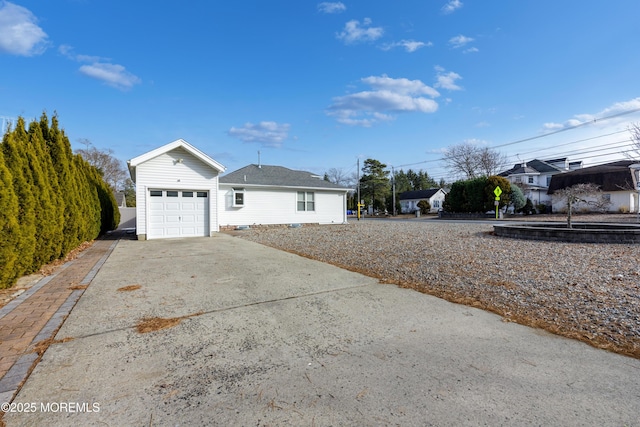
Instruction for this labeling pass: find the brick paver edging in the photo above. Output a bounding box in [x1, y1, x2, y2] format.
[0, 237, 120, 407]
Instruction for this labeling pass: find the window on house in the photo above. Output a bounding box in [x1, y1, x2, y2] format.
[233, 188, 245, 207]
[515, 176, 522, 183]
[547, 176, 552, 186]
[197, 192, 208, 198]
[182, 191, 193, 197]
[528, 176, 534, 184]
[603, 194, 611, 202]
[150, 190, 162, 197]
[433, 200, 440, 208]
[297, 191, 315, 211]
[167, 191, 178, 197]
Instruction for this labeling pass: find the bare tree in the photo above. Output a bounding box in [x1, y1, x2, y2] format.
[442, 142, 506, 180]
[75, 139, 127, 191]
[325, 167, 354, 187]
[553, 183, 602, 228]
[477, 146, 508, 177]
[625, 122, 640, 160]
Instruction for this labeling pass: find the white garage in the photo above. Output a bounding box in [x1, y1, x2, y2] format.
[148, 189, 210, 238]
[128, 139, 225, 240]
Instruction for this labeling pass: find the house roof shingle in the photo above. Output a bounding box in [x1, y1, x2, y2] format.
[547, 160, 637, 194]
[399, 189, 441, 200]
[220, 164, 350, 190]
[498, 159, 564, 176]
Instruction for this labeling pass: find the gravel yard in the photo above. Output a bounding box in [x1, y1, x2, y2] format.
[236, 218, 640, 359]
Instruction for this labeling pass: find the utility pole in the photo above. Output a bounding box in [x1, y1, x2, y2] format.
[391, 165, 396, 216]
[357, 158, 361, 220]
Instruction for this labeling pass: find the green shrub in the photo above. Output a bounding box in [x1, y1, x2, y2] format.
[417, 199, 431, 214]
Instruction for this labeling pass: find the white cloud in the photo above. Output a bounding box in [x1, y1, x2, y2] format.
[0, 1, 48, 56]
[227, 121, 291, 147]
[543, 98, 640, 131]
[449, 34, 473, 48]
[380, 39, 432, 53]
[434, 67, 463, 91]
[363, 75, 440, 97]
[327, 75, 439, 127]
[442, 0, 463, 14]
[463, 47, 479, 54]
[336, 18, 383, 44]
[79, 63, 141, 91]
[317, 2, 346, 14]
[59, 44, 108, 63]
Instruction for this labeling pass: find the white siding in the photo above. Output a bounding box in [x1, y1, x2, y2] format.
[219, 186, 346, 226]
[551, 191, 635, 213]
[135, 147, 220, 237]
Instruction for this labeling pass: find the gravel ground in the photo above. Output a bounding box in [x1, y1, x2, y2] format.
[236, 217, 640, 359]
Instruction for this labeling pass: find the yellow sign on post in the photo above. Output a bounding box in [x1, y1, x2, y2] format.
[494, 186, 502, 219]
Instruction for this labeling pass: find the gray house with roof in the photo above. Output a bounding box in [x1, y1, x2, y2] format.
[219, 164, 350, 229]
[498, 158, 582, 205]
[127, 139, 350, 239]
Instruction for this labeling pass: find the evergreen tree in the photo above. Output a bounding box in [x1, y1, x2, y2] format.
[393, 169, 412, 194]
[0, 147, 21, 288]
[360, 159, 390, 212]
[46, 114, 82, 253]
[2, 119, 37, 275]
[33, 114, 65, 258]
[25, 120, 60, 266]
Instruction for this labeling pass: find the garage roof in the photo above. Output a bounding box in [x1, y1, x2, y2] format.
[127, 139, 226, 182]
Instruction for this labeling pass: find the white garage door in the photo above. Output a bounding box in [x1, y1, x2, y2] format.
[148, 190, 209, 239]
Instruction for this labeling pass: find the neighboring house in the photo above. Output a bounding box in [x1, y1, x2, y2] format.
[498, 158, 582, 205]
[218, 164, 350, 228]
[127, 139, 349, 240]
[113, 191, 127, 208]
[128, 139, 226, 240]
[399, 189, 446, 213]
[547, 160, 639, 213]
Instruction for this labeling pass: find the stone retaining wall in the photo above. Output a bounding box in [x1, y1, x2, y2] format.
[493, 223, 640, 244]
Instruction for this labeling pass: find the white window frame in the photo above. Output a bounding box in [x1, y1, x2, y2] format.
[297, 191, 315, 211]
[232, 188, 245, 207]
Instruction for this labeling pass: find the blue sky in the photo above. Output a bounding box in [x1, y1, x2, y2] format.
[2, 0, 640, 183]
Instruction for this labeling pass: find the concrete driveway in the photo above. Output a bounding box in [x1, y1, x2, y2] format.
[5, 234, 640, 426]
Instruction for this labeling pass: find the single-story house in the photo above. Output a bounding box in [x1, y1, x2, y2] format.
[547, 160, 639, 213]
[218, 164, 349, 229]
[399, 189, 446, 213]
[498, 158, 582, 205]
[127, 139, 349, 239]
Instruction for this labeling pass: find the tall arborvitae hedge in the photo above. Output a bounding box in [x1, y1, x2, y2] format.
[0, 148, 20, 286]
[0, 114, 120, 289]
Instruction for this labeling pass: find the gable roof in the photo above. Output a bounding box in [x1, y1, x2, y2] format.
[399, 189, 442, 200]
[113, 192, 126, 207]
[547, 160, 637, 194]
[498, 159, 564, 176]
[127, 139, 226, 182]
[220, 164, 350, 191]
